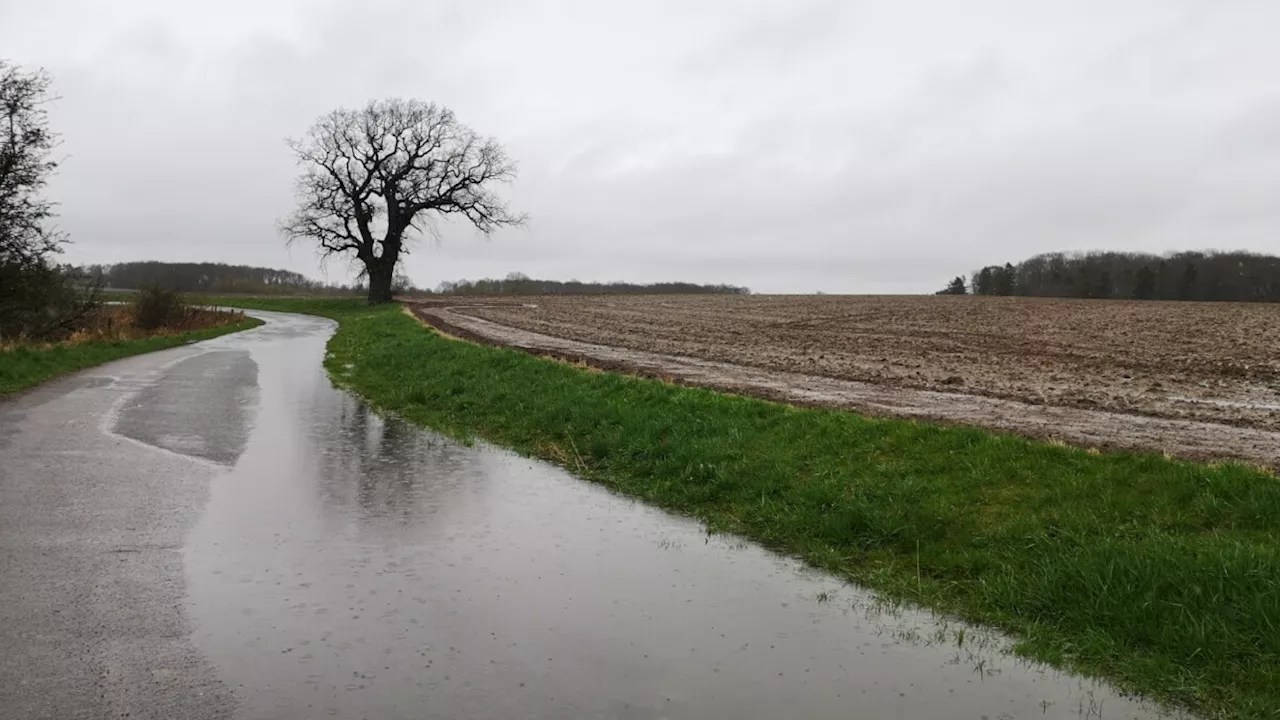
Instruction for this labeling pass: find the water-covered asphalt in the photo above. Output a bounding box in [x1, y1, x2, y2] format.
[0, 311, 1186, 719]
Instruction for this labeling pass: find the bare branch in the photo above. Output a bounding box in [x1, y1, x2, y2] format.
[1, 60, 64, 266]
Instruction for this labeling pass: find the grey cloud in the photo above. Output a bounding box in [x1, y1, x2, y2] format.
[2, 0, 1278, 293]
[681, 0, 856, 75]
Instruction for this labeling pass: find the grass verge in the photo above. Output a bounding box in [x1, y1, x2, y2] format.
[0, 315, 262, 396]
[218, 297, 1278, 719]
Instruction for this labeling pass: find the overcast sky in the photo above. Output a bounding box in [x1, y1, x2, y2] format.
[2, 0, 1277, 293]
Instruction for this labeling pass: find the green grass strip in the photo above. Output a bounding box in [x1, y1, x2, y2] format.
[218, 297, 1279, 719]
[0, 317, 263, 396]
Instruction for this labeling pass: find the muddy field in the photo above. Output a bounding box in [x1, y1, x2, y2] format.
[415, 295, 1280, 435]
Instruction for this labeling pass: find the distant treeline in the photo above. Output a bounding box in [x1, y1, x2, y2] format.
[87, 262, 362, 295]
[87, 263, 749, 298]
[938, 251, 1280, 302]
[430, 272, 750, 295]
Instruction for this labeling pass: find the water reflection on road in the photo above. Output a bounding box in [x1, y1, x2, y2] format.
[184, 311, 1183, 720]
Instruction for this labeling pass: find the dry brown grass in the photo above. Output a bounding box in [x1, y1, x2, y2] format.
[1, 304, 249, 351]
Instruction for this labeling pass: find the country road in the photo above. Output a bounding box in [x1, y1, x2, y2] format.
[0, 311, 1184, 719]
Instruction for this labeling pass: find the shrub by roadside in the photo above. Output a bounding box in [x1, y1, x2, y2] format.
[0, 296, 260, 395]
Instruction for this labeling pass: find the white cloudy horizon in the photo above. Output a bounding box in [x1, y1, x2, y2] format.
[2, 0, 1277, 293]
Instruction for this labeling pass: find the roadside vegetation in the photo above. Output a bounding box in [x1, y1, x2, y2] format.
[0, 60, 98, 343]
[214, 296, 1278, 720]
[89, 261, 368, 296]
[1, 287, 259, 395]
[0, 64, 258, 396]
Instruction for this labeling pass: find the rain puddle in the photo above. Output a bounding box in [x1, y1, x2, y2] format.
[183, 311, 1187, 719]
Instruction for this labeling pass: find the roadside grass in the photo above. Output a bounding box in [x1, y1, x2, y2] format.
[218, 297, 1278, 720]
[0, 305, 260, 396]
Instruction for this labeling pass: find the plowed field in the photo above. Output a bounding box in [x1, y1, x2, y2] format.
[408, 294, 1280, 464]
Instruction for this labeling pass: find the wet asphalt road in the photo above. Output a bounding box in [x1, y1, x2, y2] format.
[0, 311, 1185, 719]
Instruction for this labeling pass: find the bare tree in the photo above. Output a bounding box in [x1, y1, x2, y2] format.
[1, 60, 101, 340]
[936, 276, 967, 295]
[1, 60, 62, 267]
[281, 99, 525, 304]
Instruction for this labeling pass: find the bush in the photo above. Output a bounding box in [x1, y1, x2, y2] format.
[0, 260, 101, 341]
[132, 285, 185, 330]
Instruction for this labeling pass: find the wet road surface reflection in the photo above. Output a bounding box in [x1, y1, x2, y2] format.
[184, 311, 1184, 719]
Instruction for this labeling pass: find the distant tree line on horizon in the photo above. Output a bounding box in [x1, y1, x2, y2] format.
[84, 263, 750, 298]
[88, 261, 365, 295]
[937, 251, 1280, 302]
[428, 272, 750, 296]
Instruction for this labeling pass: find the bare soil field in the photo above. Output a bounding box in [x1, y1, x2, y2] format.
[408, 295, 1280, 465]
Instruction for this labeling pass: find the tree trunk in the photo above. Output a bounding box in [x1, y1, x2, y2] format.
[366, 258, 396, 304]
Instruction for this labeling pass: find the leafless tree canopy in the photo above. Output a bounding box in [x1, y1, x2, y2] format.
[1, 60, 99, 341]
[281, 99, 525, 303]
[1, 60, 62, 265]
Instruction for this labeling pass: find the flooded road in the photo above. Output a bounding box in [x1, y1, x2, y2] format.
[1, 311, 1186, 719]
